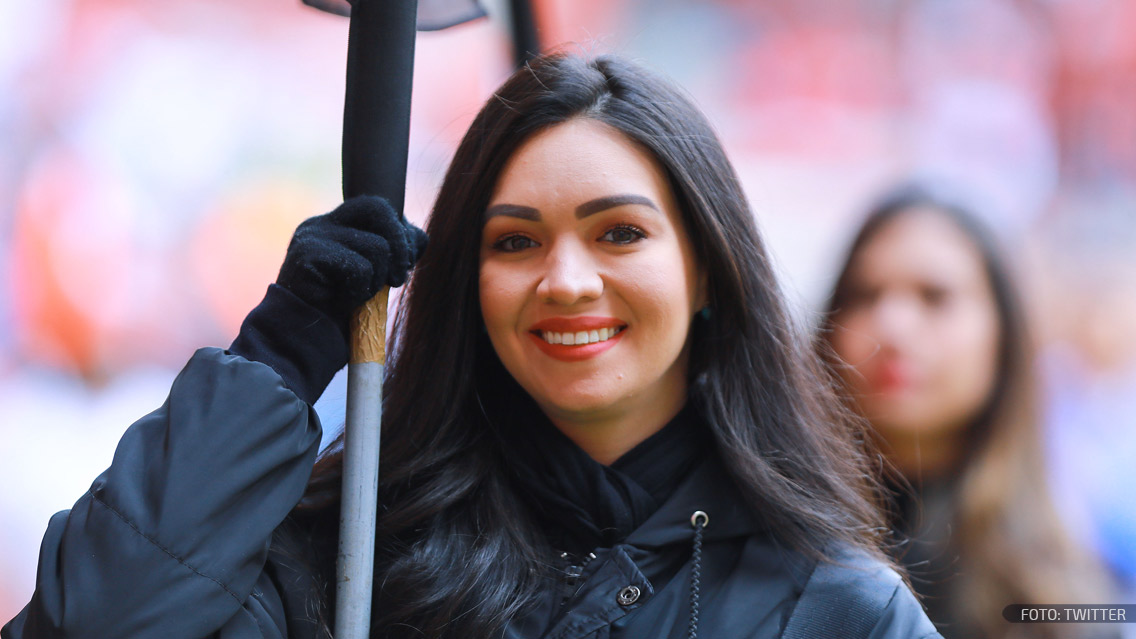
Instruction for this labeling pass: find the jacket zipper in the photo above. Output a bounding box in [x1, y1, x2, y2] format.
[558, 550, 597, 606]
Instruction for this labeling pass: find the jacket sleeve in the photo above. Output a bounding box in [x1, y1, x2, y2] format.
[1, 348, 323, 639]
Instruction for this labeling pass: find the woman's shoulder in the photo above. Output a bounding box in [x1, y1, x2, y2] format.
[779, 547, 943, 639]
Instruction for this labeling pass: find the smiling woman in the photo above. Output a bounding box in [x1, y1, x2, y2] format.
[4, 54, 941, 639]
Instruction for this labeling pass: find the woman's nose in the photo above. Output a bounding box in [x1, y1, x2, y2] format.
[536, 239, 603, 305]
[870, 293, 921, 346]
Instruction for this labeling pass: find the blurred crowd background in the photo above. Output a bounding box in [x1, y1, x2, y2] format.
[2, 0, 1134, 623]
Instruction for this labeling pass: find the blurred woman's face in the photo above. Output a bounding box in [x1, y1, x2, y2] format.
[830, 209, 1000, 451]
[478, 118, 705, 453]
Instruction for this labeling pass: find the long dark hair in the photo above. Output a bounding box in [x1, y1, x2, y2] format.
[297, 53, 892, 639]
[821, 186, 1109, 638]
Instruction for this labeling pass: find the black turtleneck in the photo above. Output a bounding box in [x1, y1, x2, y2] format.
[493, 391, 711, 555]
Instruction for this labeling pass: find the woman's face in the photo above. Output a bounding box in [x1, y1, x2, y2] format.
[829, 208, 1000, 444]
[479, 118, 706, 431]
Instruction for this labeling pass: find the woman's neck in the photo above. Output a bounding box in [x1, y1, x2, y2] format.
[539, 387, 688, 465]
[875, 426, 967, 483]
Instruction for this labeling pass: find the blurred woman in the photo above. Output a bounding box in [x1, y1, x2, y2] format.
[820, 187, 1113, 639]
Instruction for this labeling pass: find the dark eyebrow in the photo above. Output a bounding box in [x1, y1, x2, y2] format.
[484, 195, 659, 222]
[484, 204, 540, 221]
[576, 194, 659, 219]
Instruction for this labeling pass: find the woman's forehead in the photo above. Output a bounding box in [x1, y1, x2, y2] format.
[487, 118, 676, 212]
[851, 209, 990, 287]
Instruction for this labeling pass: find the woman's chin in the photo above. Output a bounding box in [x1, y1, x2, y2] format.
[528, 383, 625, 423]
[867, 404, 966, 440]
[537, 395, 619, 422]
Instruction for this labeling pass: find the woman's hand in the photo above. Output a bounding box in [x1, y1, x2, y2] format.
[276, 195, 428, 335]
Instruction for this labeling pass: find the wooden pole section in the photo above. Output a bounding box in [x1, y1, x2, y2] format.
[334, 0, 417, 636]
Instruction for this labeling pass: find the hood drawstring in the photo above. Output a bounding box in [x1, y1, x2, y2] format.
[688, 510, 709, 639]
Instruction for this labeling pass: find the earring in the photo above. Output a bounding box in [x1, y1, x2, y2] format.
[698, 306, 712, 321]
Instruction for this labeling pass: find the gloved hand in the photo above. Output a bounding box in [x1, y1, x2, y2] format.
[276, 195, 427, 336]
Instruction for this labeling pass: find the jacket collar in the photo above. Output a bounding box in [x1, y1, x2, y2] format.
[624, 456, 767, 548]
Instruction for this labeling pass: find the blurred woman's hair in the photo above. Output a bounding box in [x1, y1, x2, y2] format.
[820, 184, 1110, 638]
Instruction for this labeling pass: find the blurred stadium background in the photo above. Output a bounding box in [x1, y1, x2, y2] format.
[2, 0, 1134, 620]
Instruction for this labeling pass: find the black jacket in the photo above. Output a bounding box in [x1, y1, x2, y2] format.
[3, 347, 941, 639]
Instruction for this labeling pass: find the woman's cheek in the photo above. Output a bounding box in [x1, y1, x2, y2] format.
[479, 274, 518, 357]
[831, 314, 874, 369]
[933, 302, 1000, 417]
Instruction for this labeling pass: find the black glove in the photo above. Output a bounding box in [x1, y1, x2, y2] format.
[229, 196, 426, 404]
[276, 195, 427, 336]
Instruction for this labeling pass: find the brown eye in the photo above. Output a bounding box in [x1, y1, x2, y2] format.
[492, 234, 538, 252]
[599, 224, 646, 245]
[920, 285, 950, 307]
[841, 285, 879, 309]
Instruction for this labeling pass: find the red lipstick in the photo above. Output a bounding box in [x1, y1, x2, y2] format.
[528, 316, 627, 362]
[529, 317, 626, 333]
[872, 360, 914, 393]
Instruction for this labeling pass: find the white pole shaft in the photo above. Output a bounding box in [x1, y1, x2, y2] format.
[335, 359, 383, 638]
